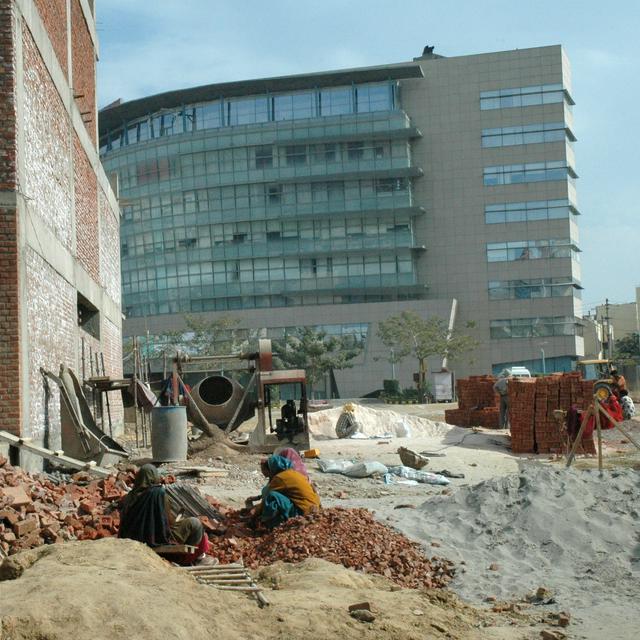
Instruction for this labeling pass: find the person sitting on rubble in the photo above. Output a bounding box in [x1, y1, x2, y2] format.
[118, 464, 213, 565]
[244, 454, 320, 529]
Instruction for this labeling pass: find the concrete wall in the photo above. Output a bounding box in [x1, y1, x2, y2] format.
[0, 0, 122, 468]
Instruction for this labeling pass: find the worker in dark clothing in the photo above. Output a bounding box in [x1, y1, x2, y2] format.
[493, 369, 511, 429]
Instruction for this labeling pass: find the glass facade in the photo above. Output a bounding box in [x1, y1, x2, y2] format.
[100, 82, 397, 154]
[480, 83, 574, 110]
[488, 278, 582, 300]
[481, 122, 574, 148]
[492, 355, 576, 376]
[486, 238, 580, 263]
[485, 198, 578, 224]
[483, 161, 577, 186]
[101, 81, 425, 318]
[490, 317, 583, 339]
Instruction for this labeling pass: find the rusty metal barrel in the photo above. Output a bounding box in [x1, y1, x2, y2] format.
[191, 375, 253, 430]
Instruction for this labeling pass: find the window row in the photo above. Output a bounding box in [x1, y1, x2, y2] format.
[121, 178, 411, 223]
[124, 289, 423, 317]
[122, 216, 413, 257]
[116, 139, 408, 189]
[488, 278, 580, 300]
[101, 82, 397, 153]
[482, 122, 573, 148]
[266, 323, 369, 345]
[485, 198, 577, 224]
[490, 317, 582, 339]
[123, 254, 416, 289]
[486, 238, 579, 262]
[483, 161, 575, 186]
[480, 83, 572, 110]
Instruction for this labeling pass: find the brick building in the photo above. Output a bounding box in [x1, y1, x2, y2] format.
[0, 0, 122, 469]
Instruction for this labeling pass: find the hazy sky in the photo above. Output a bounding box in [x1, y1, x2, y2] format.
[96, 0, 640, 312]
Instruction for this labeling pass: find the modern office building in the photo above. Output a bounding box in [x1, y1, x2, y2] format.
[99, 44, 583, 396]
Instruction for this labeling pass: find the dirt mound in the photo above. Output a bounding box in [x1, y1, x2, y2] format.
[210, 507, 455, 588]
[0, 538, 534, 640]
[309, 403, 452, 439]
[391, 463, 640, 639]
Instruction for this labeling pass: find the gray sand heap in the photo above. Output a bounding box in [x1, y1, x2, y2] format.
[391, 463, 640, 639]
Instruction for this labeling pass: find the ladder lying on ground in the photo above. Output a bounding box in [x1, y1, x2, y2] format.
[180, 561, 269, 607]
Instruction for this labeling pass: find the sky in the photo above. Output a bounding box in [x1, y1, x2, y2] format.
[95, 0, 640, 313]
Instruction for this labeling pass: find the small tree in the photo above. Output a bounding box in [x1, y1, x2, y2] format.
[614, 332, 640, 364]
[272, 327, 363, 398]
[377, 311, 478, 402]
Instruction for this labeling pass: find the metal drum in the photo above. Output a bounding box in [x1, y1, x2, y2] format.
[151, 406, 188, 462]
[191, 375, 253, 430]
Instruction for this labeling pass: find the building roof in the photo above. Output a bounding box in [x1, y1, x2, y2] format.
[98, 62, 423, 134]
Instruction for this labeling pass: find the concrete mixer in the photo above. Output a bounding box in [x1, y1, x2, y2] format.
[171, 339, 310, 453]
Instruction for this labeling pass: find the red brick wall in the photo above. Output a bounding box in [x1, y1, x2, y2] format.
[22, 26, 73, 248]
[71, 0, 95, 144]
[33, 0, 68, 78]
[74, 134, 99, 280]
[0, 3, 20, 435]
[0, 1, 17, 190]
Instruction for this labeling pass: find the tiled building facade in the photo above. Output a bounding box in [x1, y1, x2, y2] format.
[0, 0, 122, 468]
[100, 45, 582, 396]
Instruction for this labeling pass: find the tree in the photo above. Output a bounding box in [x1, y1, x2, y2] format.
[377, 311, 478, 402]
[272, 327, 363, 398]
[614, 332, 640, 363]
[143, 314, 246, 358]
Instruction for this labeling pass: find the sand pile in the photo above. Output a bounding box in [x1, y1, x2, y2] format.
[308, 403, 452, 439]
[390, 463, 640, 639]
[0, 538, 528, 640]
[209, 507, 455, 588]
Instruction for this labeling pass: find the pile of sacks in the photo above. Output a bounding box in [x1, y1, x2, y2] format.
[209, 507, 456, 589]
[0, 456, 133, 555]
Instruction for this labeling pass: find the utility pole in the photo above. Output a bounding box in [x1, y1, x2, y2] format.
[604, 298, 612, 360]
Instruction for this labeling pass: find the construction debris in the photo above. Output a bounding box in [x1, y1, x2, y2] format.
[0, 457, 131, 555]
[208, 507, 456, 589]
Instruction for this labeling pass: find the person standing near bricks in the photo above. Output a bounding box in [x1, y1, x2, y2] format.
[494, 370, 511, 429]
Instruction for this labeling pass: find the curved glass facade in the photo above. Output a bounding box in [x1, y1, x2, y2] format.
[100, 81, 426, 318]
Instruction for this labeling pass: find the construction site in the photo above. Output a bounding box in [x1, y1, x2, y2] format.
[1, 2, 639, 640]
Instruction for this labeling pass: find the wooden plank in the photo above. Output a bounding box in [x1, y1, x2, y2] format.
[153, 544, 198, 555]
[0, 430, 112, 478]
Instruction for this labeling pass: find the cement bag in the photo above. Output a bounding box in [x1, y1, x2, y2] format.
[342, 461, 388, 478]
[387, 465, 450, 485]
[317, 459, 356, 474]
[395, 418, 412, 438]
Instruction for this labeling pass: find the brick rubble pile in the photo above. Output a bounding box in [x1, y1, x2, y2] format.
[209, 507, 455, 589]
[445, 375, 500, 428]
[509, 373, 596, 454]
[0, 456, 132, 555]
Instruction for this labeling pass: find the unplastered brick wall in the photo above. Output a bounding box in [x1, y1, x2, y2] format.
[0, 1, 17, 189]
[73, 134, 99, 280]
[100, 317, 124, 432]
[33, 0, 68, 78]
[98, 187, 120, 303]
[22, 26, 73, 249]
[25, 247, 76, 446]
[71, 0, 96, 144]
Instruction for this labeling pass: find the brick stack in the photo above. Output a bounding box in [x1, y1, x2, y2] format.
[508, 373, 597, 455]
[445, 375, 500, 428]
[0, 456, 134, 555]
[508, 379, 537, 453]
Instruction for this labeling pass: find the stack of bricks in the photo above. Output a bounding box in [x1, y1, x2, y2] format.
[509, 373, 596, 455]
[0, 455, 134, 555]
[445, 375, 500, 428]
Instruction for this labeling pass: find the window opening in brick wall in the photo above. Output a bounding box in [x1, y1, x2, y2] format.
[77, 293, 100, 339]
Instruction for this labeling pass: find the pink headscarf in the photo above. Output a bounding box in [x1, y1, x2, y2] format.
[277, 448, 309, 479]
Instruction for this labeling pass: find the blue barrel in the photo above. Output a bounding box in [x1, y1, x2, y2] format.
[151, 406, 188, 462]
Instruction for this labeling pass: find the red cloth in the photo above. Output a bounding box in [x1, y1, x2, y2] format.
[277, 447, 310, 479]
[180, 533, 210, 565]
